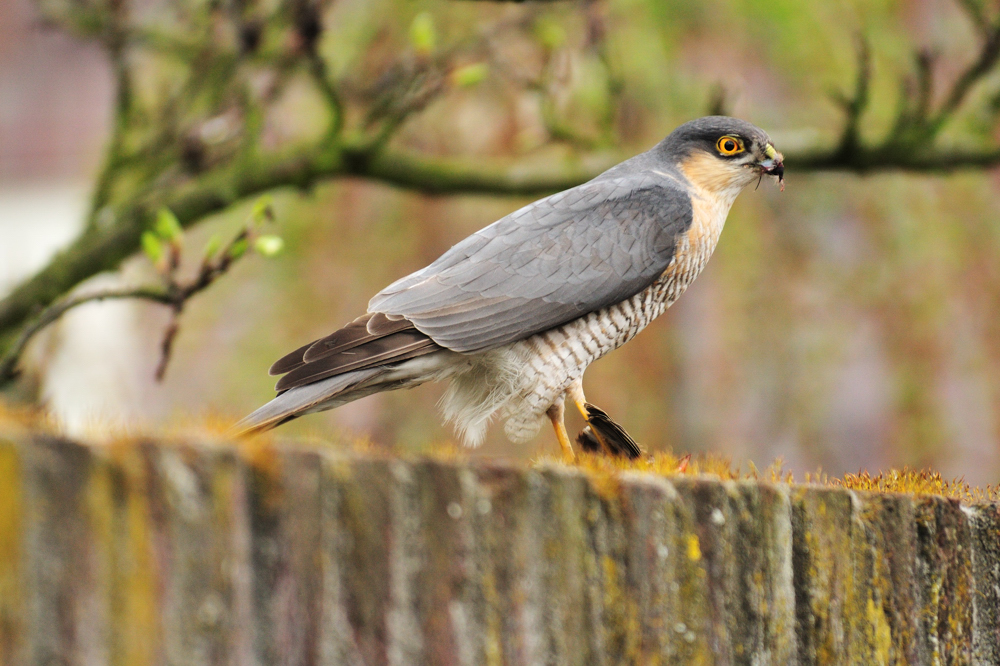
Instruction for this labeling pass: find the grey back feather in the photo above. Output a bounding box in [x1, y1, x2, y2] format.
[369, 171, 694, 352]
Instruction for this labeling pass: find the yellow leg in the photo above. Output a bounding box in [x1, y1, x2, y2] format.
[567, 382, 615, 456]
[546, 402, 575, 461]
[567, 381, 591, 422]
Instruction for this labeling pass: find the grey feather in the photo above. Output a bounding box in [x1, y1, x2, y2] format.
[368, 172, 693, 353]
[231, 368, 387, 435]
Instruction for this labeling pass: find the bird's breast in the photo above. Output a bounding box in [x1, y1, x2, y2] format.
[509, 186, 736, 405]
[656, 186, 731, 301]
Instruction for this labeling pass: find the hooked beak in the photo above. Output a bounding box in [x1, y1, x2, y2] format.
[758, 144, 784, 191]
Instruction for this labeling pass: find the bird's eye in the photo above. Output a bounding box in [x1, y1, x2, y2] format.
[716, 136, 744, 156]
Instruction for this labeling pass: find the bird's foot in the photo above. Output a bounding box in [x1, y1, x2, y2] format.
[575, 402, 643, 459]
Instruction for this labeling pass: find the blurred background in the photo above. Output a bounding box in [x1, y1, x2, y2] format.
[2, 0, 1000, 484]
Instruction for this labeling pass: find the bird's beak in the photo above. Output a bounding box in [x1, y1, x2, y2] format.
[758, 144, 784, 191]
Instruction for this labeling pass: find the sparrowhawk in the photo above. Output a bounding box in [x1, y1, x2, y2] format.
[235, 116, 784, 459]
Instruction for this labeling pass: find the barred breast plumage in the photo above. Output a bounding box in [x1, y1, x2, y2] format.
[482, 183, 736, 445]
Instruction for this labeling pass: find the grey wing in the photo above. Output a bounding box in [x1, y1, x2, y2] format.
[368, 173, 693, 353]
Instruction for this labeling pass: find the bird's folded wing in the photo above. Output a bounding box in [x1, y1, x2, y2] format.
[368, 173, 693, 353]
[268, 313, 441, 392]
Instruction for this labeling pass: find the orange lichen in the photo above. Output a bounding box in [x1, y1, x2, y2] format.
[832, 467, 1000, 503]
[540, 450, 746, 481]
[0, 402, 53, 432]
[536, 450, 999, 504]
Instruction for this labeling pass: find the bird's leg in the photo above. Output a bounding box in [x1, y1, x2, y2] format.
[567, 382, 615, 456]
[546, 401, 576, 461]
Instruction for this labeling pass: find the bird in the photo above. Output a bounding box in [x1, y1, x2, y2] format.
[234, 116, 784, 459]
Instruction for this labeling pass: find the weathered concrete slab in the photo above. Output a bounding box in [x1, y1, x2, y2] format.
[790, 485, 854, 664]
[968, 503, 1000, 664]
[0, 428, 998, 665]
[22, 434, 104, 665]
[0, 436, 24, 665]
[248, 447, 323, 666]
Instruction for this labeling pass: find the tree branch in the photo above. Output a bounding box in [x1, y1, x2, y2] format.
[306, 49, 345, 142]
[811, 2, 1000, 171]
[0, 288, 172, 383]
[830, 36, 871, 158]
[0, 222, 264, 384]
[788, 145, 1000, 172]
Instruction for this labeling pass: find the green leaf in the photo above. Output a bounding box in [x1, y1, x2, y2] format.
[534, 18, 566, 51]
[251, 194, 274, 224]
[202, 234, 222, 260]
[228, 238, 249, 260]
[451, 63, 488, 88]
[254, 235, 284, 257]
[141, 231, 163, 263]
[410, 12, 436, 56]
[155, 208, 183, 241]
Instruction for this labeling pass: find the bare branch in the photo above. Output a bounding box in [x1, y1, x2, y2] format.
[789, 145, 1000, 172]
[706, 84, 730, 117]
[307, 50, 345, 142]
[813, 1, 1000, 170]
[914, 49, 936, 128]
[155, 313, 181, 381]
[928, 21, 1000, 134]
[0, 287, 172, 384]
[831, 36, 871, 157]
[0, 223, 260, 385]
[956, 0, 991, 38]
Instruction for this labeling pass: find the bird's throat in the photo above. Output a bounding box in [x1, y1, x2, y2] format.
[678, 151, 754, 205]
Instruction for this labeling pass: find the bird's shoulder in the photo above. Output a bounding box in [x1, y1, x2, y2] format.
[390, 169, 694, 281]
[365, 168, 695, 352]
[506, 169, 692, 226]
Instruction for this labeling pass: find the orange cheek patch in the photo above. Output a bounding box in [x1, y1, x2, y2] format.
[679, 151, 746, 195]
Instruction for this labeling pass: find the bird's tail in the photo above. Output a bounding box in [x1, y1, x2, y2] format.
[230, 368, 386, 437]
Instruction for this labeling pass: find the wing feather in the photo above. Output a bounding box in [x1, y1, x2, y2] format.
[264, 168, 692, 399]
[275, 327, 439, 392]
[301, 313, 413, 363]
[368, 172, 692, 353]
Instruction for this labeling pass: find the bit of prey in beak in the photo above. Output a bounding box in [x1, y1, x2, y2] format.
[757, 143, 785, 192]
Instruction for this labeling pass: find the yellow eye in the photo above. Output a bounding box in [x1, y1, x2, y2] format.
[716, 136, 744, 156]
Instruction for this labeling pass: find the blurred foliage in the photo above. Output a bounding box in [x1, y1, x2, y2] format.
[4, 0, 1000, 480]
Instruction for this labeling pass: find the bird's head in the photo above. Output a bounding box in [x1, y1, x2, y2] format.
[661, 116, 784, 198]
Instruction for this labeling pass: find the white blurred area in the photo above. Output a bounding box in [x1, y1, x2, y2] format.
[0, 184, 161, 435]
[0, 183, 85, 293]
[0, 0, 159, 435]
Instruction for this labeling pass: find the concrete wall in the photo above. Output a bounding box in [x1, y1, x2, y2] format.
[0, 426, 997, 665]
